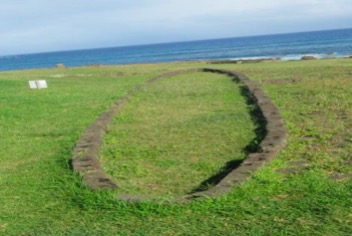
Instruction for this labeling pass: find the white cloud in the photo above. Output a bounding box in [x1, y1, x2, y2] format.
[0, 0, 351, 55]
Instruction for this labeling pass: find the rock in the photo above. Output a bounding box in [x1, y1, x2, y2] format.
[301, 56, 316, 60]
[82, 171, 117, 189]
[56, 63, 65, 68]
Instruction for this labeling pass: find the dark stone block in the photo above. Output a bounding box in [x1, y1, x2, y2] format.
[301, 56, 316, 60]
[82, 171, 117, 189]
[71, 156, 101, 172]
[56, 63, 65, 68]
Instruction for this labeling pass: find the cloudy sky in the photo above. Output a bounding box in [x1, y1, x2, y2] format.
[1, 0, 352, 56]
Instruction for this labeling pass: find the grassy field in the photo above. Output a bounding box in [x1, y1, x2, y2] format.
[100, 71, 255, 198]
[0, 59, 351, 235]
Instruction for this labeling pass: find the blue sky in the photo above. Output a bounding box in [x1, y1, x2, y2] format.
[1, 0, 352, 56]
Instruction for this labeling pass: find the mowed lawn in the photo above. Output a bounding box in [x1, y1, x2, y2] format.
[100, 71, 255, 198]
[0, 59, 351, 235]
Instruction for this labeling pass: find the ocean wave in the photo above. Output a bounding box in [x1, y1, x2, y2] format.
[227, 52, 350, 62]
[0, 55, 21, 60]
[280, 53, 346, 60]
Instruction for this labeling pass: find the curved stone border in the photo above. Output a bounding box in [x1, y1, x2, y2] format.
[70, 68, 287, 201]
[181, 69, 287, 200]
[70, 69, 199, 189]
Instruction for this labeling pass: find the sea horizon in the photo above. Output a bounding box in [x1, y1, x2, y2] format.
[2, 27, 352, 57]
[1, 27, 352, 71]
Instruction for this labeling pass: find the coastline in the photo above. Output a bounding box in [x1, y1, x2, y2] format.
[1, 55, 352, 73]
[1, 28, 352, 72]
[208, 54, 352, 64]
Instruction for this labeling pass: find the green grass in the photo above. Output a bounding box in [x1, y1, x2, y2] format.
[0, 59, 351, 235]
[100, 71, 255, 197]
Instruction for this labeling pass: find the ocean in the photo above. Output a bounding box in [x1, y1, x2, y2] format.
[1, 28, 352, 71]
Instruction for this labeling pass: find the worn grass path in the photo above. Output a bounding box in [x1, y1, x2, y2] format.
[0, 60, 351, 235]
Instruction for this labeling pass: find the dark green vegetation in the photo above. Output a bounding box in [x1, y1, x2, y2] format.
[0, 59, 351, 235]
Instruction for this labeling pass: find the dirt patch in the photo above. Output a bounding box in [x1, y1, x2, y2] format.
[260, 78, 303, 85]
[102, 72, 125, 77]
[329, 172, 352, 182]
[277, 159, 311, 176]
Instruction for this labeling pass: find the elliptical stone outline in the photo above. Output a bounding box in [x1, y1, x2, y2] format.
[70, 68, 287, 201]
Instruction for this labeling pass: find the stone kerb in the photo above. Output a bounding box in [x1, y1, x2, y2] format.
[70, 69, 199, 189]
[70, 68, 287, 201]
[182, 69, 287, 199]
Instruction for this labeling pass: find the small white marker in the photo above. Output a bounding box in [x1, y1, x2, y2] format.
[28, 80, 48, 89]
[36, 80, 48, 89]
[28, 80, 37, 89]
